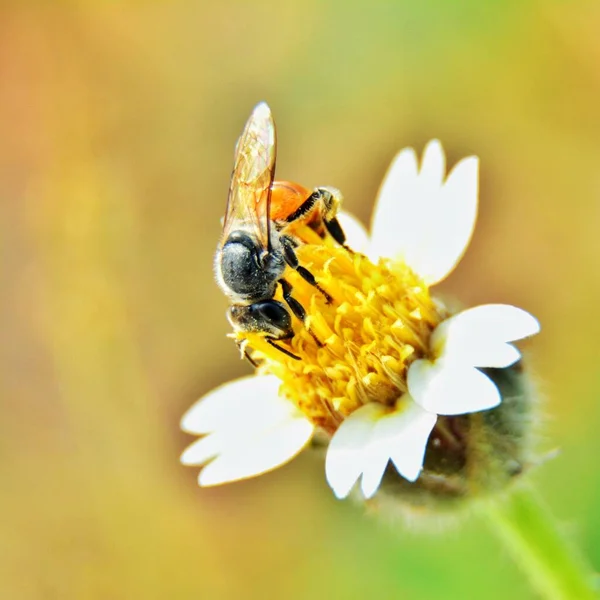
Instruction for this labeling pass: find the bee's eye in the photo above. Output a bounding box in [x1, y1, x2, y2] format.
[253, 300, 291, 329]
[228, 301, 292, 339]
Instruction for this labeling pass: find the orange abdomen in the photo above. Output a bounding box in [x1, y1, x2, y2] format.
[269, 181, 311, 221]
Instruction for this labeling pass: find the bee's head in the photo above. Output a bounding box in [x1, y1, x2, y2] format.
[227, 301, 293, 339]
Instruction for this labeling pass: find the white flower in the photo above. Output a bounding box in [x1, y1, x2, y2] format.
[181, 140, 539, 499]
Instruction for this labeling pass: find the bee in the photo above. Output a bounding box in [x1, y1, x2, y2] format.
[215, 102, 348, 359]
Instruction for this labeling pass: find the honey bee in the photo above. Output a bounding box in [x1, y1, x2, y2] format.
[215, 102, 347, 359]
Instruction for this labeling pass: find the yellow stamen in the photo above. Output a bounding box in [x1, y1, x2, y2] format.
[239, 233, 446, 434]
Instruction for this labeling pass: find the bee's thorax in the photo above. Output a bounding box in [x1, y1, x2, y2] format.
[216, 230, 285, 303]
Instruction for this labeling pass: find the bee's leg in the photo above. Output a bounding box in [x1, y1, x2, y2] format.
[323, 216, 350, 249]
[300, 187, 352, 250]
[284, 192, 319, 223]
[279, 278, 324, 347]
[235, 338, 260, 368]
[244, 352, 259, 367]
[265, 337, 301, 361]
[280, 236, 333, 304]
[279, 278, 306, 321]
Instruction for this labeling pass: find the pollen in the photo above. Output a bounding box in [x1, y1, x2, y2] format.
[238, 237, 446, 434]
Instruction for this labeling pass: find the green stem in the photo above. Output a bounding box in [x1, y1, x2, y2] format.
[482, 483, 598, 599]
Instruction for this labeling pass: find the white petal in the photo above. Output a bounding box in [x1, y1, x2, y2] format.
[368, 146, 419, 263]
[325, 404, 385, 499]
[326, 398, 438, 499]
[408, 359, 501, 416]
[181, 423, 271, 466]
[419, 140, 446, 187]
[180, 374, 315, 486]
[437, 304, 541, 344]
[369, 142, 479, 284]
[198, 416, 314, 486]
[359, 450, 391, 499]
[180, 375, 283, 434]
[361, 396, 437, 495]
[337, 211, 370, 253]
[358, 431, 395, 500]
[425, 155, 479, 284]
[383, 399, 437, 482]
[181, 434, 222, 465]
[432, 304, 540, 368]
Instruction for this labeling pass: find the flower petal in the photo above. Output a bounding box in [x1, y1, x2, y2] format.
[408, 359, 501, 416]
[325, 403, 385, 499]
[180, 434, 223, 466]
[198, 415, 314, 486]
[419, 139, 446, 187]
[180, 374, 315, 486]
[181, 422, 275, 466]
[358, 440, 396, 500]
[369, 141, 479, 285]
[326, 398, 438, 499]
[368, 146, 418, 263]
[431, 304, 540, 368]
[384, 400, 437, 483]
[180, 375, 283, 434]
[337, 211, 370, 253]
[359, 449, 391, 499]
[360, 396, 437, 495]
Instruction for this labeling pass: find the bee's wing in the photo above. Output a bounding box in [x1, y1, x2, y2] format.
[222, 102, 276, 251]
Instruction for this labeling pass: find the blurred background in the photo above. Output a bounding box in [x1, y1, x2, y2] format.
[1, 2, 599, 598]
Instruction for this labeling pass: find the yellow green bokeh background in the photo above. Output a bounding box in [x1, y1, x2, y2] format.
[2, 2, 599, 598]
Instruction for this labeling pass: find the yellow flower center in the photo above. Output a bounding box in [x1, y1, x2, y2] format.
[237, 228, 446, 434]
